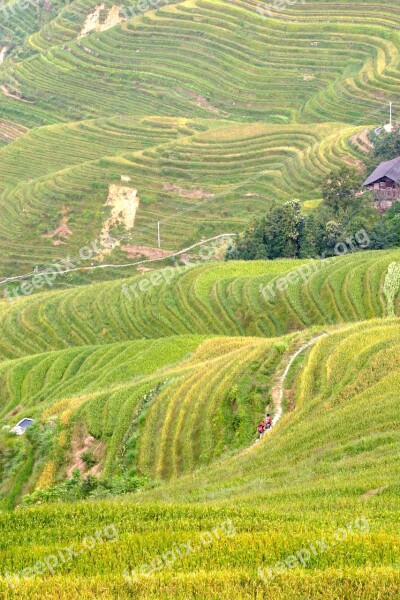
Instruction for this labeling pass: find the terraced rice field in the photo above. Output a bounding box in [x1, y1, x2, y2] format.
[0, 297, 399, 598]
[0, 0, 399, 278]
[0, 250, 398, 502]
[0, 215, 399, 595]
[0, 333, 284, 495]
[0, 118, 366, 279]
[0, 249, 397, 360]
[1, 1, 400, 597]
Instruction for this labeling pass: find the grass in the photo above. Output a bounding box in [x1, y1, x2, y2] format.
[0, 119, 367, 280]
[0, 331, 295, 503]
[0, 0, 399, 277]
[0, 249, 398, 359]
[0, 317, 399, 598]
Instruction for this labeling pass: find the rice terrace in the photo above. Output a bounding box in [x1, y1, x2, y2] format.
[0, 0, 399, 597]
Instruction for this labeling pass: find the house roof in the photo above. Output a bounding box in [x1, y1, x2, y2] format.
[363, 156, 400, 186]
[16, 418, 34, 429]
[11, 418, 34, 432]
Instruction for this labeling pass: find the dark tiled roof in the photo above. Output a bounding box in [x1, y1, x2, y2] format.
[363, 156, 400, 186]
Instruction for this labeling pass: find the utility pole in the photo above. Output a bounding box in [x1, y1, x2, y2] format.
[157, 221, 161, 248]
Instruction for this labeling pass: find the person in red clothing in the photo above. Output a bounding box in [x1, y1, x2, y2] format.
[257, 421, 265, 439]
[265, 414, 272, 429]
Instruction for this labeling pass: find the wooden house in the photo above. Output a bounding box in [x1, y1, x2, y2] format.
[363, 156, 400, 211]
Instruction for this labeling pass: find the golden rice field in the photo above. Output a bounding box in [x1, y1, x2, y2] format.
[0, 250, 399, 597]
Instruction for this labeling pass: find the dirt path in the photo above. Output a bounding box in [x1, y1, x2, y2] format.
[1, 85, 33, 103]
[255, 333, 327, 444]
[0, 233, 235, 288]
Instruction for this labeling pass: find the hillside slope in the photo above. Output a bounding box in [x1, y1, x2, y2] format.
[0, 249, 398, 359]
[1, 1, 400, 598]
[0, 317, 399, 598]
[0, 249, 399, 503]
[0, 0, 399, 276]
[0, 334, 284, 504]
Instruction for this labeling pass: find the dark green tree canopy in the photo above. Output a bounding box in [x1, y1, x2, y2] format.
[367, 126, 400, 170]
[226, 168, 400, 262]
[321, 166, 361, 215]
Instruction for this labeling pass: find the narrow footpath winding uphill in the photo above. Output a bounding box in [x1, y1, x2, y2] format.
[254, 332, 328, 444]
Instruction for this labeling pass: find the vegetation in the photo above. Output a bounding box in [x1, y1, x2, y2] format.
[367, 126, 400, 169]
[0, 0, 400, 597]
[0, 249, 399, 361]
[0, 250, 399, 509]
[226, 167, 400, 260]
[383, 262, 400, 316]
[1, 0, 400, 280]
[0, 317, 399, 598]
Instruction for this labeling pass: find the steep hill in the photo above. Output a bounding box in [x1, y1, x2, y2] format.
[0, 249, 399, 502]
[1, 2, 400, 598]
[0, 0, 399, 277]
[0, 315, 399, 598]
[0, 249, 398, 359]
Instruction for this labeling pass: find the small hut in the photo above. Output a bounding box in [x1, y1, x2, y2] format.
[363, 156, 400, 211]
[11, 418, 34, 435]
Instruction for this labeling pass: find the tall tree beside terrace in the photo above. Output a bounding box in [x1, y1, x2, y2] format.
[368, 127, 400, 169]
[271, 200, 306, 258]
[321, 166, 361, 215]
[225, 219, 268, 260]
[226, 200, 306, 260]
[299, 213, 323, 258]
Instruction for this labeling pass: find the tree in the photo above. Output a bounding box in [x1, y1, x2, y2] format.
[225, 167, 399, 263]
[321, 166, 361, 215]
[273, 200, 306, 258]
[368, 127, 400, 169]
[225, 201, 306, 261]
[370, 203, 400, 249]
[299, 213, 322, 258]
[226, 218, 269, 261]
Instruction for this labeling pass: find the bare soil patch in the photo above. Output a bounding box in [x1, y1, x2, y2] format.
[137, 265, 153, 273]
[5, 405, 22, 418]
[43, 210, 73, 244]
[98, 184, 140, 259]
[163, 182, 213, 200]
[0, 46, 8, 64]
[121, 244, 171, 260]
[175, 87, 220, 115]
[361, 486, 387, 499]
[350, 129, 373, 154]
[79, 4, 126, 38]
[1, 86, 34, 103]
[66, 422, 104, 477]
[0, 119, 28, 143]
